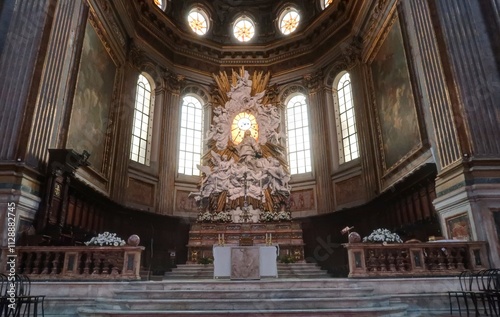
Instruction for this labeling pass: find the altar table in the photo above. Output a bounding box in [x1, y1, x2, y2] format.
[213, 245, 278, 279]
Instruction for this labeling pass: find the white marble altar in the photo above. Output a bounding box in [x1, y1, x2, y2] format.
[213, 245, 278, 279]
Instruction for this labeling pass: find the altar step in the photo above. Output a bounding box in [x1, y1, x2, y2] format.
[163, 262, 330, 279]
[77, 279, 410, 316]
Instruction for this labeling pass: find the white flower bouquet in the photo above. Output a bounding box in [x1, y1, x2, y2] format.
[213, 211, 232, 222]
[277, 210, 291, 221]
[197, 211, 213, 222]
[84, 232, 126, 246]
[362, 228, 403, 243]
[260, 210, 291, 222]
[260, 211, 277, 222]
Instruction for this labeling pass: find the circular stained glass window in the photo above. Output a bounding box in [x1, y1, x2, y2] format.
[233, 17, 255, 42]
[188, 8, 209, 36]
[279, 8, 300, 35]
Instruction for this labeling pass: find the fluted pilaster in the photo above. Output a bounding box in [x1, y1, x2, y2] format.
[110, 65, 136, 203]
[0, 0, 52, 161]
[304, 72, 335, 213]
[157, 71, 182, 215]
[400, 0, 462, 170]
[433, 0, 500, 157]
[24, 1, 88, 168]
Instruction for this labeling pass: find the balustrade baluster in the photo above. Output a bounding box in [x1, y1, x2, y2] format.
[26, 251, 36, 274]
[83, 252, 91, 275]
[32, 252, 42, 274]
[101, 253, 109, 275]
[379, 253, 387, 271]
[51, 252, 61, 275]
[388, 252, 397, 271]
[397, 251, 406, 271]
[40, 252, 50, 274]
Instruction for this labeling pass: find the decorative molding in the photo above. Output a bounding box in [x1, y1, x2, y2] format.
[96, 0, 127, 49]
[127, 177, 155, 206]
[335, 175, 364, 206]
[130, 0, 354, 67]
[302, 70, 324, 94]
[87, 7, 119, 66]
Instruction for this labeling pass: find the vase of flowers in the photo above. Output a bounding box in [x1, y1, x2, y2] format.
[362, 228, 403, 244]
[84, 232, 127, 246]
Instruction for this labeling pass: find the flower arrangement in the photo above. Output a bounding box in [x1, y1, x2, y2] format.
[259, 210, 292, 222]
[197, 211, 232, 222]
[84, 232, 126, 246]
[197, 211, 213, 222]
[213, 211, 232, 222]
[362, 228, 403, 243]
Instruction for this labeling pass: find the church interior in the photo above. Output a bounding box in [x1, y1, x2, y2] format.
[0, 0, 499, 315]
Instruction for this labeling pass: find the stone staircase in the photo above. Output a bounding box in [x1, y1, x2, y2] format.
[34, 277, 456, 316]
[77, 279, 410, 316]
[163, 262, 331, 279]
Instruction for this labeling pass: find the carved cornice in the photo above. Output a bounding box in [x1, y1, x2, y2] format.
[96, 0, 127, 49]
[129, 0, 354, 67]
[87, 12, 119, 66]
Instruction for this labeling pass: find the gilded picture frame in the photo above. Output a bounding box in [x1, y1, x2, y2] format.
[67, 16, 117, 173]
[368, 10, 423, 175]
[446, 213, 472, 241]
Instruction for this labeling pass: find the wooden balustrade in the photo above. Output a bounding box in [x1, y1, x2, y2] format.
[0, 246, 144, 280]
[344, 241, 488, 278]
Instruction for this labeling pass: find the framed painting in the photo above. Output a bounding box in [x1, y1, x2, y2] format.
[67, 19, 117, 172]
[446, 213, 472, 241]
[370, 14, 421, 172]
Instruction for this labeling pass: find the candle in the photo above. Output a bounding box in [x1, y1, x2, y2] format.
[218, 234, 221, 245]
[270, 233, 272, 244]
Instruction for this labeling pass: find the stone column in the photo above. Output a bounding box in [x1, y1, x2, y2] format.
[0, 0, 82, 246]
[410, 0, 500, 266]
[109, 64, 137, 203]
[23, 1, 88, 169]
[304, 71, 335, 213]
[157, 71, 182, 215]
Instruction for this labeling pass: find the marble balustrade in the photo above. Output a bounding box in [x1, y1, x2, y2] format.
[344, 241, 489, 278]
[0, 246, 144, 280]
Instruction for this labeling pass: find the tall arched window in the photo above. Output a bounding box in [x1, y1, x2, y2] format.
[335, 72, 358, 163]
[178, 95, 204, 176]
[130, 74, 154, 165]
[286, 94, 312, 175]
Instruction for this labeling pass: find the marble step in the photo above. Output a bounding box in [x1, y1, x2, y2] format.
[77, 304, 410, 317]
[93, 295, 394, 311]
[148, 278, 359, 290]
[164, 263, 330, 279]
[114, 287, 374, 299]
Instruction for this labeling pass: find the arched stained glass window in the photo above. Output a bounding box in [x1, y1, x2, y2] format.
[178, 95, 204, 175]
[131, 74, 154, 165]
[335, 72, 359, 163]
[286, 94, 312, 174]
